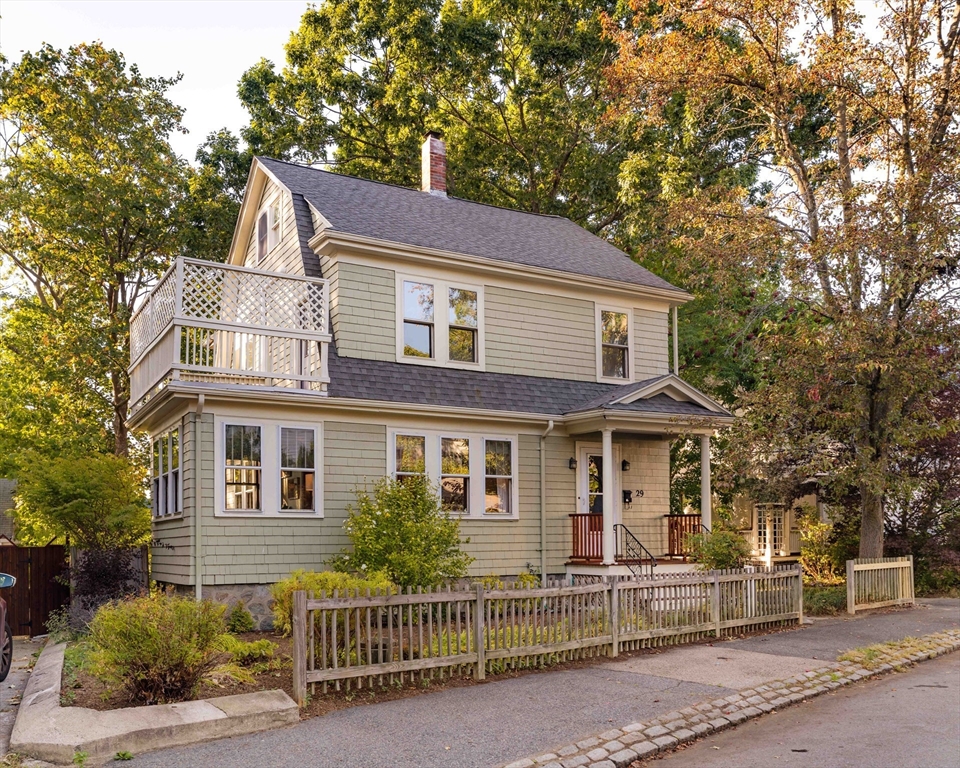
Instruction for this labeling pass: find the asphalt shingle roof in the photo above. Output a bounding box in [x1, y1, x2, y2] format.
[327, 351, 724, 418]
[258, 157, 685, 293]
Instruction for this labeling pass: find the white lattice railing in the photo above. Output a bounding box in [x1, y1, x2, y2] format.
[129, 257, 331, 409]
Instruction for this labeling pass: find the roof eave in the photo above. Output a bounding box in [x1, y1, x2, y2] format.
[308, 229, 694, 305]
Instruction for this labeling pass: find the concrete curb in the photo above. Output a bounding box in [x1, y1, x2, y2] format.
[502, 629, 960, 768]
[9, 641, 300, 765]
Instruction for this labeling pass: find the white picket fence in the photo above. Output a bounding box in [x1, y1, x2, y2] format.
[290, 565, 803, 705]
[846, 556, 915, 614]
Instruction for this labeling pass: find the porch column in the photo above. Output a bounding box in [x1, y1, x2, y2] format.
[602, 428, 616, 565]
[700, 434, 712, 531]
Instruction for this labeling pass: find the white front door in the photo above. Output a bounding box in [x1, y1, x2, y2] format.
[577, 444, 621, 524]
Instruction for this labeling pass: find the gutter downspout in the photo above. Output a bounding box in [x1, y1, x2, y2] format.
[672, 306, 679, 375]
[540, 419, 555, 585]
[194, 394, 205, 601]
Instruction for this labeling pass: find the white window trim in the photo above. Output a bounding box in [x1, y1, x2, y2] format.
[388, 429, 518, 520]
[595, 304, 634, 383]
[215, 417, 324, 518]
[151, 424, 183, 520]
[256, 194, 283, 263]
[395, 273, 485, 370]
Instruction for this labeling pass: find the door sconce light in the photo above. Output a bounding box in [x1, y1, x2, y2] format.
[568, 457, 578, 470]
[621, 460, 631, 472]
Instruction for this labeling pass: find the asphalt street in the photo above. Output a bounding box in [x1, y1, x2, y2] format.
[657, 651, 960, 768]
[100, 599, 960, 768]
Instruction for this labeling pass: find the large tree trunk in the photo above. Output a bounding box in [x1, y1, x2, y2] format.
[858, 485, 885, 558]
[112, 369, 129, 457]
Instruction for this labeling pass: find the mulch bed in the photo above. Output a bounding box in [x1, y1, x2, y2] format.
[60, 620, 809, 718]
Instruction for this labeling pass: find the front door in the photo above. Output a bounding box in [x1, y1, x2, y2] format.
[578, 445, 621, 523]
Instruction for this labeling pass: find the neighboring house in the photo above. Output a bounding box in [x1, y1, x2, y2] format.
[0, 480, 16, 543]
[732, 484, 833, 566]
[128, 134, 733, 621]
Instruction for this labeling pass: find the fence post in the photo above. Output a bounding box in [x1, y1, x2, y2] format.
[907, 555, 915, 605]
[796, 565, 804, 624]
[474, 582, 486, 681]
[712, 572, 721, 638]
[610, 578, 619, 658]
[846, 559, 856, 615]
[292, 590, 307, 707]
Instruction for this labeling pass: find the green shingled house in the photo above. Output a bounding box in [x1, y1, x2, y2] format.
[129, 134, 733, 625]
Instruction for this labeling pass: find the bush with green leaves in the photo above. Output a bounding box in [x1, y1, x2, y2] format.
[332, 474, 474, 588]
[797, 507, 843, 584]
[804, 584, 847, 615]
[226, 601, 256, 634]
[270, 569, 395, 637]
[12, 453, 150, 549]
[686, 530, 752, 571]
[88, 595, 226, 704]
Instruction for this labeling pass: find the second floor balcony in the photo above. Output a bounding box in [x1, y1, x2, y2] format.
[129, 257, 331, 412]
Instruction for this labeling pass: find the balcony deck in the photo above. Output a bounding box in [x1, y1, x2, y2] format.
[129, 257, 331, 411]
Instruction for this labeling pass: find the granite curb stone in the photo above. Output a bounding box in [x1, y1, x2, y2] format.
[499, 629, 960, 768]
[10, 641, 300, 766]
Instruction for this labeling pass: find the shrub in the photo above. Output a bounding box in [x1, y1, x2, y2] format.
[686, 530, 751, 571]
[226, 602, 256, 634]
[270, 569, 395, 637]
[216, 634, 274, 665]
[88, 595, 226, 704]
[804, 584, 847, 615]
[12, 453, 150, 549]
[332, 474, 474, 588]
[797, 509, 843, 584]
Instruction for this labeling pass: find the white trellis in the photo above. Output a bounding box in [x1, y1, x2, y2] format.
[129, 257, 331, 409]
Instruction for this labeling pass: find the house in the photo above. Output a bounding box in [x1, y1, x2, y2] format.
[128, 134, 733, 624]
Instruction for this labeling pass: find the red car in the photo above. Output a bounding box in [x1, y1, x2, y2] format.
[0, 572, 14, 682]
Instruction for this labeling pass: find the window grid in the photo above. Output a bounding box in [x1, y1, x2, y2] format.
[440, 437, 470, 514]
[280, 427, 315, 511]
[483, 439, 513, 515]
[402, 281, 435, 359]
[152, 427, 181, 518]
[224, 424, 262, 511]
[600, 310, 629, 379]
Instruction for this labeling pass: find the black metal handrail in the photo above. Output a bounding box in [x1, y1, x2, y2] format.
[613, 524, 657, 579]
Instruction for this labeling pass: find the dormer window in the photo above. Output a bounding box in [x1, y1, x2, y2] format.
[597, 307, 632, 381]
[397, 274, 484, 368]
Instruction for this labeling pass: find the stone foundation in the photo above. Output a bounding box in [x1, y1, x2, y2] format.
[159, 582, 276, 631]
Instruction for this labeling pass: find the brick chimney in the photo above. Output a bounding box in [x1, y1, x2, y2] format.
[421, 131, 447, 197]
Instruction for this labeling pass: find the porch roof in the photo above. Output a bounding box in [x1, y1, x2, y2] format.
[327, 349, 730, 420]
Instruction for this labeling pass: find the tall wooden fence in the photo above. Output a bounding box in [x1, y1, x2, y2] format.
[0, 545, 70, 637]
[846, 556, 914, 614]
[290, 565, 803, 705]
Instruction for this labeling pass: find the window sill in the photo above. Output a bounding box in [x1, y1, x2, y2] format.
[215, 510, 325, 519]
[458, 514, 519, 522]
[597, 375, 632, 385]
[399, 356, 484, 371]
[153, 513, 184, 522]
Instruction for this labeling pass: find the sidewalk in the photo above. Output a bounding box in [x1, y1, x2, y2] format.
[67, 599, 960, 768]
[1, 635, 46, 756]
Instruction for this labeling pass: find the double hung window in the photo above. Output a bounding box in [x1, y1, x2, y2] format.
[390, 431, 515, 518]
[152, 427, 181, 517]
[398, 275, 483, 367]
[280, 427, 315, 510]
[225, 425, 262, 511]
[220, 421, 321, 516]
[599, 309, 630, 380]
[256, 200, 281, 262]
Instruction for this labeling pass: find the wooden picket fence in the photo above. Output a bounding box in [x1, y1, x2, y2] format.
[846, 556, 915, 614]
[290, 565, 803, 705]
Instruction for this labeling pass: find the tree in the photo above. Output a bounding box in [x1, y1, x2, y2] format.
[239, 0, 642, 239]
[181, 129, 252, 261]
[12, 453, 151, 549]
[0, 43, 191, 458]
[608, 0, 960, 556]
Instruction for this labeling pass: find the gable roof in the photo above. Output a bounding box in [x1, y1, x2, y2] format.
[256, 157, 687, 296]
[327, 350, 732, 420]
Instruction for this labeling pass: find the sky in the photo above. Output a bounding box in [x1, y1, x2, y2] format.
[0, 0, 310, 161]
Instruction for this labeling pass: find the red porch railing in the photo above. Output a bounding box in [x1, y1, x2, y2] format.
[666, 514, 705, 559]
[569, 513, 603, 562]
